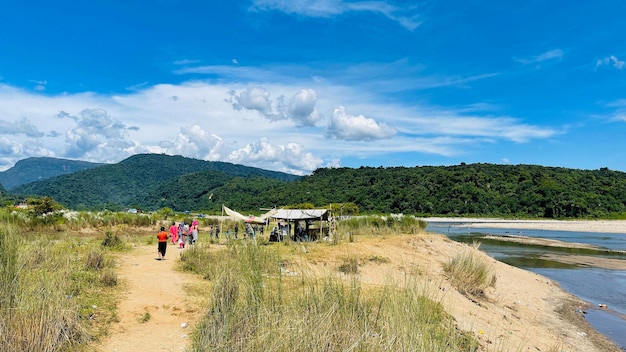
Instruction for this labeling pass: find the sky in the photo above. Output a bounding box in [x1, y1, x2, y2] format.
[1, 1, 626, 175]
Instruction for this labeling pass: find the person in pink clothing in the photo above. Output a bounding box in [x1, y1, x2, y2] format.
[169, 221, 178, 245]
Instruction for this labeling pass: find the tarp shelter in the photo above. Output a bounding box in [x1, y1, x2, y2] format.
[222, 205, 270, 224]
[270, 208, 329, 242]
[270, 209, 329, 221]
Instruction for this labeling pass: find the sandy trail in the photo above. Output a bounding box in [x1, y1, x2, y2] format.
[96, 243, 209, 352]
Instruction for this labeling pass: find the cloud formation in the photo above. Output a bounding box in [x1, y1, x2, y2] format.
[228, 137, 323, 174]
[0, 117, 45, 138]
[57, 109, 135, 159]
[228, 87, 321, 127]
[0, 72, 560, 174]
[326, 106, 396, 141]
[513, 49, 564, 65]
[250, 0, 422, 30]
[596, 55, 625, 70]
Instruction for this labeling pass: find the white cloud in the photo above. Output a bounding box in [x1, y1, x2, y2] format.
[0, 117, 45, 137]
[596, 55, 625, 70]
[160, 124, 226, 161]
[30, 80, 47, 91]
[513, 49, 564, 65]
[326, 106, 396, 141]
[399, 114, 558, 143]
[0, 74, 559, 173]
[57, 108, 133, 158]
[227, 87, 321, 126]
[287, 89, 321, 127]
[228, 137, 323, 174]
[249, 0, 422, 31]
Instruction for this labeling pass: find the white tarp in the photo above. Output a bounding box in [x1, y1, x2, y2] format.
[271, 208, 328, 220]
[222, 205, 270, 224]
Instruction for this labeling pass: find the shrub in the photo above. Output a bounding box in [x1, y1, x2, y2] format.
[100, 268, 118, 287]
[443, 242, 497, 296]
[338, 257, 359, 274]
[101, 230, 123, 249]
[86, 249, 106, 270]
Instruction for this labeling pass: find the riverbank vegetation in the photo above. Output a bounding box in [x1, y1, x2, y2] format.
[179, 237, 478, 351]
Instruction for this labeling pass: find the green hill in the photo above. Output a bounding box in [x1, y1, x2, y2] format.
[10, 157, 626, 219]
[0, 157, 106, 190]
[12, 154, 299, 210]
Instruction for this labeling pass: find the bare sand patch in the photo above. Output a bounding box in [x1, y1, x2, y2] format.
[423, 217, 626, 234]
[95, 243, 210, 352]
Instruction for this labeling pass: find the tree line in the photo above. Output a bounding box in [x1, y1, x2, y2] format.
[6, 158, 626, 219]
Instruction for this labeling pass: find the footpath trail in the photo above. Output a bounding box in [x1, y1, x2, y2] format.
[96, 243, 209, 352]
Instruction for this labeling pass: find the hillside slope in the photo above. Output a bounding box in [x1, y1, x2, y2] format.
[0, 157, 105, 190]
[12, 154, 299, 210]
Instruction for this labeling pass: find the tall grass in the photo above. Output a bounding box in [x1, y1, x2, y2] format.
[338, 215, 427, 238]
[182, 240, 478, 352]
[0, 224, 120, 351]
[443, 242, 497, 296]
[0, 208, 158, 232]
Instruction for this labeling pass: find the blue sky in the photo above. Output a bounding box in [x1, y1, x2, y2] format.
[1, 1, 626, 175]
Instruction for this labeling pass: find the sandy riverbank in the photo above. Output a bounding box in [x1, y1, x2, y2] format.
[422, 217, 626, 234]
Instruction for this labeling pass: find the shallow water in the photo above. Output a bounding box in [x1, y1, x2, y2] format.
[427, 223, 626, 349]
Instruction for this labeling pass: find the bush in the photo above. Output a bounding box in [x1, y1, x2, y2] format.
[100, 268, 118, 287]
[443, 242, 496, 296]
[86, 249, 106, 270]
[101, 230, 123, 249]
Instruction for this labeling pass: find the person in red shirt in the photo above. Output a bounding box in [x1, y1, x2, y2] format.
[157, 226, 169, 260]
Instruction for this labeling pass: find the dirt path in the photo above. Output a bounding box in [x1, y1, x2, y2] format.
[96, 243, 209, 352]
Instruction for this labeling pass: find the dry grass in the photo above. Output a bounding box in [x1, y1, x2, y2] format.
[182, 237, 479, 352]
[0, 223, 122, 352]
[443, 242, 497, 296]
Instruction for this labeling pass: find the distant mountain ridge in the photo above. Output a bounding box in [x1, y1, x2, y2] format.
[7, 156, 626, 219]
[0, 157, 106, 190]
[11, 153, 300, 210]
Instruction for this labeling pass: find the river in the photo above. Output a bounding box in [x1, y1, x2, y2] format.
[426, 223, 626, 350]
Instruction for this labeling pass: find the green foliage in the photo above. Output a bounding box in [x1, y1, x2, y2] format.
[27, 196, 62, 217]
[0, 156, 104, 190]
[8, 156, 626, 219]
[0, 224, 19, 312]
[12, 154, 298, 211]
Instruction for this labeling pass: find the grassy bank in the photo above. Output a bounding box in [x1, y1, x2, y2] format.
[0, 223, 123, 352]
[179, 235, 480, 352]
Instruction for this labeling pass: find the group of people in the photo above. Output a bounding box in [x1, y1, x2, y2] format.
[233, 223, 264, 239]
[156, 220, 200, 260]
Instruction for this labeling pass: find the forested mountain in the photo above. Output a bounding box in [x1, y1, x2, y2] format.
[293, 164, 626, 218]
[10, 158, 626, 219]
[0, 157, 106, 190]
[144, 163, 626, 218]
[12, 154, 299, 210]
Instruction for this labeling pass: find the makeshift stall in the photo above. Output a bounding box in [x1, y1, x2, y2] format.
[270, 208, 329, 242]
